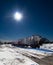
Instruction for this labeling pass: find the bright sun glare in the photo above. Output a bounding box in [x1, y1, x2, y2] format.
[14, 12, 23, 21]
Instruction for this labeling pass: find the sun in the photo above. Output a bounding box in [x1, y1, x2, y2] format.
[14, 12, 23, 21]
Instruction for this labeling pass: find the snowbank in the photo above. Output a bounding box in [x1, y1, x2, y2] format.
[40, 44, 53, 51]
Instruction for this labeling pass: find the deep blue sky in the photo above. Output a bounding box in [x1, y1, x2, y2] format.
[0, 0, 53, 41]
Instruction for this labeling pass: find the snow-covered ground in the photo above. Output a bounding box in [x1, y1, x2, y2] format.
[40, 44, 53, 51]
[0, 44, 39, 65]
[0, 44, 53, 65]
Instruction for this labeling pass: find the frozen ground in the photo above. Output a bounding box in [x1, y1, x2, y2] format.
[0, 44, 53, 65]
